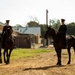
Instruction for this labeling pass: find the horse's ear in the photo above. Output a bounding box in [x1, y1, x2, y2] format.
[46, 26, 52, 30]
[49, 26, 51, 28]
[48, 26, 52, 30]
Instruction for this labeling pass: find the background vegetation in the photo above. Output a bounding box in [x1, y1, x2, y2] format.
[10, 48, 53, 60]
[27, 19, 75, 36]
[14, 18, 75, 36]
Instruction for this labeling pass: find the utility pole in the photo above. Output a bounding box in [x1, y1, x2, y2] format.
[43, 9, 50, 47]
[46, 10, 51, 46]
[45, 9, 49, 46]
[46, 9, 48, 26]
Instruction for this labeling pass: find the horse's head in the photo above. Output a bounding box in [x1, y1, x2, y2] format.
[44, 26, 56, 39]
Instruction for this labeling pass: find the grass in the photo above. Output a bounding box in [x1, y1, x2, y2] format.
[10, 48, 54, 60]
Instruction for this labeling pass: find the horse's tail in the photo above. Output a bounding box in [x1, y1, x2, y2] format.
[72, 39, 75, 54]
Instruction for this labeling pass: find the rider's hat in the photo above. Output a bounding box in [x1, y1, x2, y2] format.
[61, 19, 65, 22]
[6, 20, 10, 23]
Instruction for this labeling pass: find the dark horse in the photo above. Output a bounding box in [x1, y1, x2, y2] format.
[0, 27, 14, 64]
[44, 26, 75, 66]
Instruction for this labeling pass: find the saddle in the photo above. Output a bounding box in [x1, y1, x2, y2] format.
[57, 33, 66, 49]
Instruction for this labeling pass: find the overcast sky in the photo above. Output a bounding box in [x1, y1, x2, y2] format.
[0, 0, 75, 26]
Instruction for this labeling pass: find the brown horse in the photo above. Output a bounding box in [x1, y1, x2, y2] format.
[44, 26, 75, 66]
[0, 27, 14, 64]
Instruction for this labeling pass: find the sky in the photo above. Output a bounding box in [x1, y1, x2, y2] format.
[0, 0, 75, 26]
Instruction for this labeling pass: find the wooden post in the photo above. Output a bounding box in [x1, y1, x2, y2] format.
[46, 9, 49, 46]
[46, 9, 48, 26]
[43, 9, 49, 47]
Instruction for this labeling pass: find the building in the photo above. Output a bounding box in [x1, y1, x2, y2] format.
[12, 26, 41, 43]
[0, 21, 41, 48]
[12, 26, 41, 48]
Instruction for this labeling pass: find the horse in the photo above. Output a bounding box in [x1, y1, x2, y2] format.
[44, 26, 75, 66]
[0, 26, 14, 64]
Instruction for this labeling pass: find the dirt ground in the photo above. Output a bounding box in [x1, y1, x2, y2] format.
[0, 48, 75, 75]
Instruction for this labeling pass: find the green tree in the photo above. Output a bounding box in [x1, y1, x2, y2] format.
[16, 24, 23, 27]
[67, 22, 75, 35]
[39, 24, 47, 37]
[49, 19, 61, 31]
[27, 16, 39, 27]
[51, 19, 61, 31]
[27, 21, 39, 27]
[12, 24, 23, 30]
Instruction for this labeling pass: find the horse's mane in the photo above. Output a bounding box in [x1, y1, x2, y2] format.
[44, 26, 59, 40]
[5, 26, 13, 37]
[48, 27, 58, 36]
[51, 28, 58, 34]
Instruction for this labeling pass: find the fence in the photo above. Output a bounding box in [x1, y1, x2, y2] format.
[14, 35, 31, 48]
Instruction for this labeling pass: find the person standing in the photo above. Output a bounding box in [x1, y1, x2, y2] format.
[58, 19, 67, 48]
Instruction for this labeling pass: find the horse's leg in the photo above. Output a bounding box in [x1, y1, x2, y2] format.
[6, 49, 9, 64]
[0, 48, 2, 63]
[3, 49, 7, 64]
[4, 49, 9, 64]
[67, 47, 71, 64]
[56, 49, 62, 66]
[73, 46, 75, 54]
[4, 49, 10, 64]
[7, 49, 13, 64]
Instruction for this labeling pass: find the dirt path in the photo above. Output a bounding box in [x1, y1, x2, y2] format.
[0, 49, 75, 75]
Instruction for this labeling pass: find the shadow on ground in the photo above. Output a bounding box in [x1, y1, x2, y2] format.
[23, 65, 66, 71]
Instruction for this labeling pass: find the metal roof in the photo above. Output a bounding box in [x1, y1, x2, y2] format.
[13, 26, 41, 35]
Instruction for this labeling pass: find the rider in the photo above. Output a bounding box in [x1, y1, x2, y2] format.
[1, 20, 13, 48]
[58, 19, 67, 48]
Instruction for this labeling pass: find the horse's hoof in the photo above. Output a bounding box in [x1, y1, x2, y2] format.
[0, 60, 2, 63]
[4, 61, 9, 64]
[56, 62, 61, 66]
[56, 64, 61, 66]
[5, 62, 10, 65]
[56, 62, 59, 65]
[67, 62, 70, 64]
[4, 61, 7, 63]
